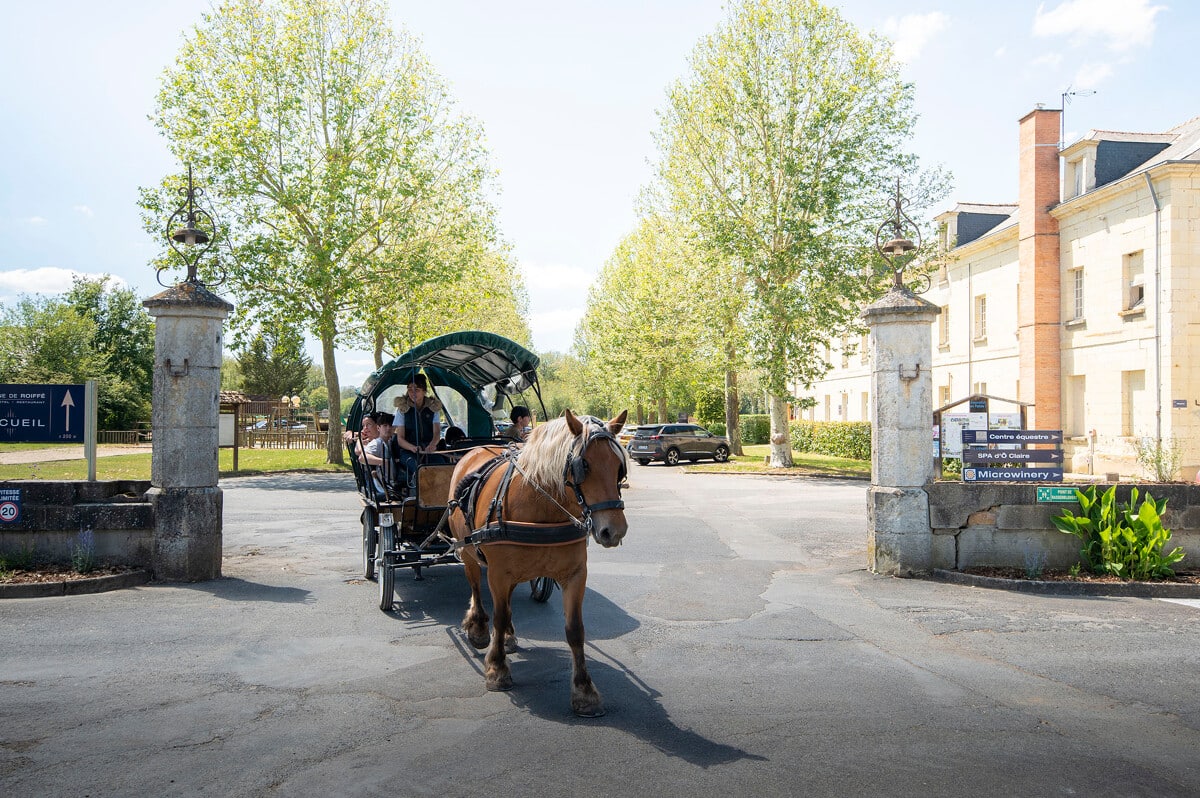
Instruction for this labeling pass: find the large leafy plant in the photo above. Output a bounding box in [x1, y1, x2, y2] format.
[1052, 485, 1185, 579]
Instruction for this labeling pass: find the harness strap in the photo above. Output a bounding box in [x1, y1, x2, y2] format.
[463, 520, 588, 547]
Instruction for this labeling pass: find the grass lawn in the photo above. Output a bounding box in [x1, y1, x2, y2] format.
[683, 444, 870, 478]
[0, 448, 352, 481]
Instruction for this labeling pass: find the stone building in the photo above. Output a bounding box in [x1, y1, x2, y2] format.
[795, 105, 1200, 479]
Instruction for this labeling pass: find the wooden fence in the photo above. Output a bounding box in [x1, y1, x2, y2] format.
[97, 430, 153, 445]
[242, 430, 327, 450]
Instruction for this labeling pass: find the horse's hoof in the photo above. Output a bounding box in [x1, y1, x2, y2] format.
[467, 631, 489, 650]
[572, 702, 606, 718]
[486, 672, 514, 692]
[504, 636, 519, 654]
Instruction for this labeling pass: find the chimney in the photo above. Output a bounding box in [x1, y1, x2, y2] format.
[1016, 107, 1062, 430]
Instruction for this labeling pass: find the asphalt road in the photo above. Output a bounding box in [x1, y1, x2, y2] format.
[2, 463, 1199, 797]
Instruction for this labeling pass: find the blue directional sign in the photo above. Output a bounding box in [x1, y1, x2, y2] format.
[0, 384, 85, 443]
[961, 429, 1063, 444]
[963, 466, 1064, 483]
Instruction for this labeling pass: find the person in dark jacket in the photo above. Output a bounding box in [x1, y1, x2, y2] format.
[393, 373, 443, 486]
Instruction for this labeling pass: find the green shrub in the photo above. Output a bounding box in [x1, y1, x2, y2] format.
[695, 387, 725, 428]
[740, 414, 771, 445]
[1052, 485, 1186, 579]
[788, 421, 871, 460]
[707, 421, 726, 437]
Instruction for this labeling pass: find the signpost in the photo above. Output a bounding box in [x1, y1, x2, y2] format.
[0, 382, 98, 479]
[0, 384, 85, 443]
[960, 427, 1065, 483]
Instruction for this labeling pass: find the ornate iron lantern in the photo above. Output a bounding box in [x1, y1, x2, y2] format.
[872, 178, 928, 294]
[159, 165, 226, 288]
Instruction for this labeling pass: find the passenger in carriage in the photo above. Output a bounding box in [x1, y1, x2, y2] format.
[342, 412, 379, 464]
[393, 373, 444, 487]
[360, 412, 395, 468]
[498, 405, 533, 443]
[438, 425, 467, 450]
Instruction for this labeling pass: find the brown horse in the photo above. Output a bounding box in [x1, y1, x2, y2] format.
[447, 409, 629, 716]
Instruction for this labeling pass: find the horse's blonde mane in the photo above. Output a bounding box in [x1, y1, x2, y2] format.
[516, 415, 626, 494]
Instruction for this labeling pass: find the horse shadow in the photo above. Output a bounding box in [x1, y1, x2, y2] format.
[448, 630, 764, 768]
[384, 575, 640, 642]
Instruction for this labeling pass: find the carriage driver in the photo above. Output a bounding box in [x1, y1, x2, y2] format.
[393, 373, 443, 487]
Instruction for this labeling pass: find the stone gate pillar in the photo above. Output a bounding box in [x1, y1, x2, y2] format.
[863, 287, 939, 576]
[143, 282, 234, 581]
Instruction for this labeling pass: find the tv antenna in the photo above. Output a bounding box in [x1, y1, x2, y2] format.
[1060, 87, 1097, 148]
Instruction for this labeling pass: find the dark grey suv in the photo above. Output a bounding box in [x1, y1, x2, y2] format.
[629, 423, 731, 466]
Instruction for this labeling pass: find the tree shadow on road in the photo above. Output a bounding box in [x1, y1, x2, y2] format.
[169, 576, 313, 604]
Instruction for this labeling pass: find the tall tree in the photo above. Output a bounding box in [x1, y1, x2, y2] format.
[237, 321, 313, 397]
[656, 0, 930, 466]
[147, 0, 495, 463]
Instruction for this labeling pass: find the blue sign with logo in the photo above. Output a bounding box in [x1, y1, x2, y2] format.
[0, 384, 85, 443]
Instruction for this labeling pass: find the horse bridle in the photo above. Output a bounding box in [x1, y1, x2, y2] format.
[562, 421, 627, 535]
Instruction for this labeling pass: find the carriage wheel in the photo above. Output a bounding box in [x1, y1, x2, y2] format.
[713, 445, 730, 463]
[378, 523, 396, 612]
[362, 507, 378, 581]
[529, 576, 555, 603]
[665, 448, 681, 466]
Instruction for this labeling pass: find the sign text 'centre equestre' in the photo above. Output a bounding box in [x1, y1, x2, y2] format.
[0, 384, 85, 443]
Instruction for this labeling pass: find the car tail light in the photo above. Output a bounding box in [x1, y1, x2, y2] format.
[650, 434, 662, 440]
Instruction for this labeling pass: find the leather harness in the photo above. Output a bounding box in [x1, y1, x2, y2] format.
[451, 421, 626, 555]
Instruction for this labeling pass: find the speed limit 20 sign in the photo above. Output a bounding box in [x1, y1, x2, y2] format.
[0, 489, 21, 524]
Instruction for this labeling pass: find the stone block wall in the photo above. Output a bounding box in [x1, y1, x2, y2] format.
[928, 482, 1200, 570]
[0, 480, 154, 566]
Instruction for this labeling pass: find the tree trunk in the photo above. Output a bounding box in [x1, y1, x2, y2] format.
[768, 393, 792, 467]
[725, 366, 743, 456]
[657, 396, 668, 424]
[321, 331, 344, 465]
[373, 327, 385, 370]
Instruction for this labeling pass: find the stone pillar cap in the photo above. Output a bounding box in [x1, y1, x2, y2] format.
[143, 281, 234, 313]
[862, 286, 940, 322]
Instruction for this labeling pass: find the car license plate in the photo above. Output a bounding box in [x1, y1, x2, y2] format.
[379, 512, 393, 526]
[634, 444, 648, 450]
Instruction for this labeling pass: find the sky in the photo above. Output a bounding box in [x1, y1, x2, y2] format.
[0, 0, 1192, 387]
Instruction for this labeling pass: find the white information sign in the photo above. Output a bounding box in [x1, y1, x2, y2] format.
[942, 412, 987, 458]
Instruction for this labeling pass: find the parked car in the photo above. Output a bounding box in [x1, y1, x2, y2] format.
[244, 419, 307, 432]
[616, 424, 641, 450]
[628, 423, 731, 466]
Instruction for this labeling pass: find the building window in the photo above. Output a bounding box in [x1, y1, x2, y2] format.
[1123, 251, 1145, 312]
[938, 306, 950, 349]
[938, 385, 950, 408]
[973, 295, 987, 341]
[823, 395, 831, 422]
[1067, 375, 1086, 438]
[973, 382, 987, 396]
[840, 336, 849, 369]
[861, 392, 869, 421]
[1071, 268, 1085, 321]
[860, 333, 869, 365]
[1122, 370, 1146, 436]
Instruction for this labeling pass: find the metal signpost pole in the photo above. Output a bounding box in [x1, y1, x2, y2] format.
[85, 379, 97, 481]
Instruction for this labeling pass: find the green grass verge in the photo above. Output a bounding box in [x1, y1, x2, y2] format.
[683, 444, 870, 478]
[0, 448, 352, 481]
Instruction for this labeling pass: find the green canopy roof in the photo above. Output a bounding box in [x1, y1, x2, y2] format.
[359, 331, 540, 398]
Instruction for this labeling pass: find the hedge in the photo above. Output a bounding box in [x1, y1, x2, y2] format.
[788, 421, 871, 461]
[739, 415, 771, 445]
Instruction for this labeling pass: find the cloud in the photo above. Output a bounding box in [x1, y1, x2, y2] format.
[0, 267, 124, 297]
[882, 12, 951, 64]
[73, 205, 94, 217]
[994, 46, 1007, 58]
[1072, 61, 1114, 90]
[22, 216, 48, 226]
[1031, 52, 1064, 69]
[518, 258, 597, 352]
[1033, 0, 1165, 51]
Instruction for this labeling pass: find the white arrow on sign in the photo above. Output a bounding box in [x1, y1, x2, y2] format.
[61, 390, 75, 432]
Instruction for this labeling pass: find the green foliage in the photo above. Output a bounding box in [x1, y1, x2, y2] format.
[237, 321, 312, 397]
[694, 386, 725, 427]
[0, 277, 153, 430]
[789, 421, 871, 460]
[71, 528, 96, 574]
[941, 457, 962, 478]
[740, 415, 771, 445]
[1052, 485, 1186, 580]
[1133, 436, 1183, 482]
[707, 421, 726, 437]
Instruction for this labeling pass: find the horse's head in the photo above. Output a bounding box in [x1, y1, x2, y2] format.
[563, 409, 629, 548]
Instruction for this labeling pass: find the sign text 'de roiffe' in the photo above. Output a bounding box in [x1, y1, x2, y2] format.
[0, 384, 85, 443]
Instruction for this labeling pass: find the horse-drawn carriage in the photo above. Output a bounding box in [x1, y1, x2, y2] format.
[347, 330, 631, 716]
[346, 331, 551, 611]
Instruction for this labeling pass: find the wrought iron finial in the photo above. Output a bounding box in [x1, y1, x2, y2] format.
[159, 165, 226, 288]
[872, 177, 927, 294]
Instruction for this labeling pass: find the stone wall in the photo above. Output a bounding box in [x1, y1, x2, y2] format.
[928, 482, 1200, 570]
[0, 480, 154, 566]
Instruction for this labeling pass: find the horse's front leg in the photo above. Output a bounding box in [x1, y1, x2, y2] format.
[561, 568, 603, 717]
[460, 548, 490, 649]
[483, 567, 516, 691]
